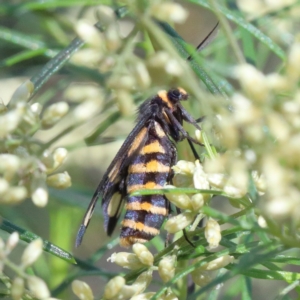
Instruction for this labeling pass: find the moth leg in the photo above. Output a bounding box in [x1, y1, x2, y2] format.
[165, 209, 172, 248]
[195, 116, 205, 123]
[187, 139, 200, 161]
[175, 207, 195, 248]
[165, 109, 204, 145]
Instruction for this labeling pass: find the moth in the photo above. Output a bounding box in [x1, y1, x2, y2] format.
[76, 24, 218, 247]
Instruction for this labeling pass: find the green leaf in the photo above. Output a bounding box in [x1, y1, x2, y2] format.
[130, 187, 223, 196]
[241, 276, 252, 300]
[0, 49, 48, 67]
[234, 266, 300, 282]
[0, 217, 76, 264]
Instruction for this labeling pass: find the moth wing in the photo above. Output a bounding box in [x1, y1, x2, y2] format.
[76, 115, 151, 247]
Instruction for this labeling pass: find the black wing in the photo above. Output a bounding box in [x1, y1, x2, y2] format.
[76, 112, 152, 247]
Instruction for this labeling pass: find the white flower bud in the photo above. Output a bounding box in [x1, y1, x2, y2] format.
[132, 270, 152, 295]
[115, 89, 135, 116]
[191, 269, 212, 287]
[147, 51, 170, 70]
[218, 118, 238, 148]
[46, 172, 71, 189]
[99, 55, 115, 72]
[226, 160, 248, 197]
[132, 243, 153, 266]
[165, 185, 192, 210]
[0, 178, 9, 194]
[41, 102, 69, 129]
[244, 149, 257, 164]
[195, 129, 203, 144]
[281, 99, 300, 115]
[30, 103, 42, 115]
[73, 100, 102, 121]
[164, 212, 194, 234]
[75, 20, 103, 49]
[264, 0, 292, 9]
[41, 150, 55, 170]
[165, 59, 183, 76]
[223, 185, 246, 198]
[95, 6, 115, 26]
[11, 277, 24, 300]
[264, 189, 299, 220]
[173, 160, 195, 175]
[22, 104, 39, 128]
[266, 73, 290, 92]
[43, 148, 68, 173]
[10, 80, 34, 105]
[121, 271, 152, 298]
[262, 156, 289, 197]
[27, 276, 50, 299]
[0, 154, 20, 179]
[287, 43, 300, 80]
[258, 215, 267, 228]
[150, 2, 188, 24]
[108, 252, 143, 270]
[199, 255, 234, 271]
[72, 280, 94, 300]
[0, 104, 24, 138]
[107, 75, 135, 91]
[193, 161, 209, 190]
[173, 173, 193, 187]
[236, 0, 266, 16]
[207, 173, 226, 189]
[6, 232, 19, 253]
[53, 148, 68, 169]
[266, 112, 290, 141]
[163, 290, 179, 300]
[232, 93, 260, 125]
[235, 64, 269, 103]
[244, 123, 264, 143]
[31, 175, 48, 207]
[21, 238, 43, 268]
[158, 255, 176, 282]
[71, 49, 102, 66]
[1, 186, 27, 204]
[103, 276, 125, 299]
[132, 61, 151, 89]
[105, 23, 121, 51]
[190, 194, 205, 211]
[130, 292, 155, 300]
[205, 218, 221, 249]
[64, 85, 102, 103]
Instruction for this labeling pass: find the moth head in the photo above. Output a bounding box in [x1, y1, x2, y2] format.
[167, 88, 188, 104]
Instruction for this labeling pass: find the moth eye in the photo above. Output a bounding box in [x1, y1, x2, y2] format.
[168, 89, 182, 101]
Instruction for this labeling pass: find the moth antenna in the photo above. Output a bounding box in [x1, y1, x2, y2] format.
[187, 22, 219, 61]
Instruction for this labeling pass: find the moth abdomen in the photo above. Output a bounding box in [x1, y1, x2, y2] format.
[120, 195, 169, 247]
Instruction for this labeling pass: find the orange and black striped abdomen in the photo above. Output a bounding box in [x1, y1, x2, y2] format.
[120, 120, 176, 247]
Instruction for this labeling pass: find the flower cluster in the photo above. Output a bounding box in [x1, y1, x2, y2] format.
[87, 243, 233, 299]
[212, 40, 300, 226]
[0, 232, 57, 300]
[0, 81, 71, 207]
